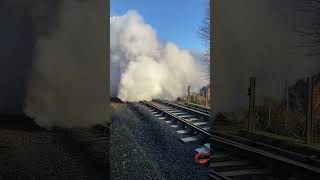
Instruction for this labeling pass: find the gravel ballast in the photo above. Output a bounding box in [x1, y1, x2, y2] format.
[110, 102, 209, 180]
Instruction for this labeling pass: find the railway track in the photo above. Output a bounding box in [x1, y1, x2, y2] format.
[181, 102, 210, 114]
[141, 100, 211, 143]
[140, 100, 320, 179]
[210, 133, 320, 179]
[161, 100, 210, 117]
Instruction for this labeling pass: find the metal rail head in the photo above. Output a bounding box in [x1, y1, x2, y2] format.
[157, 99, 210, 118]
[142, 100, 211, 137]
[186, 102, 210, 112]
[210, 135, 320, 175]
[210, 170, 233, 180]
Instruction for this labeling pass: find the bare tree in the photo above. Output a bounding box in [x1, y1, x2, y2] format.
[199, 1, 210, 81]
[200, 2, 210, 49]
[296, 0, 320, 55]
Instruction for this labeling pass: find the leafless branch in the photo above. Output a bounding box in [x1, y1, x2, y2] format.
[295, 0, 320, 55]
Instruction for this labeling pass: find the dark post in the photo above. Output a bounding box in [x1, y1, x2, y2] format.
[205, 86, 208, 107]
[306, 76, 314, 145]
[187, 85, 190, 103]
[248, 76, 256, 132]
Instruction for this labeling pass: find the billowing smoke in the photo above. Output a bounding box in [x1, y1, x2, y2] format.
[111, 11, 207, 102]
[214, 0, 320, 114]
[25, 0, 108, 128]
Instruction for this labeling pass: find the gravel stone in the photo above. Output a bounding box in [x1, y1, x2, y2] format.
[110, 102, 209, 180]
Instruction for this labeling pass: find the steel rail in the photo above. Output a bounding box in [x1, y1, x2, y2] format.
[210, 135, 320, 174]
[154, 99, 210, 118]
[141, 100, 211, 137]
[213, 131, 320, 166]
[209, 170, 232, 180]
[186, 102, 210, 112]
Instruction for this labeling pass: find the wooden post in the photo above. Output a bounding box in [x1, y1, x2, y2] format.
[248, 76, 256, 132]
[268, 100, 271, 127]
[205, 86, 208, 107]
[306, 76, 314, 145]
[285, 81, 289, 129]
[187, 85, 190, 103]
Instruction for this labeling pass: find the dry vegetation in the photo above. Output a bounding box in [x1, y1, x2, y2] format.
[111, 102, 126, 110]
[255, 98, 307, 141]
[188, 94, 209, 107]
[253, 81, 320, 144]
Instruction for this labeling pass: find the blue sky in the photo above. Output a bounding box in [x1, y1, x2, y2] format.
[110, 0, 209, 52]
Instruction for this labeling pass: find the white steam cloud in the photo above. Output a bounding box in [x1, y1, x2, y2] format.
[111, 11, 207, 102]
[25, 0, 108, 128]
